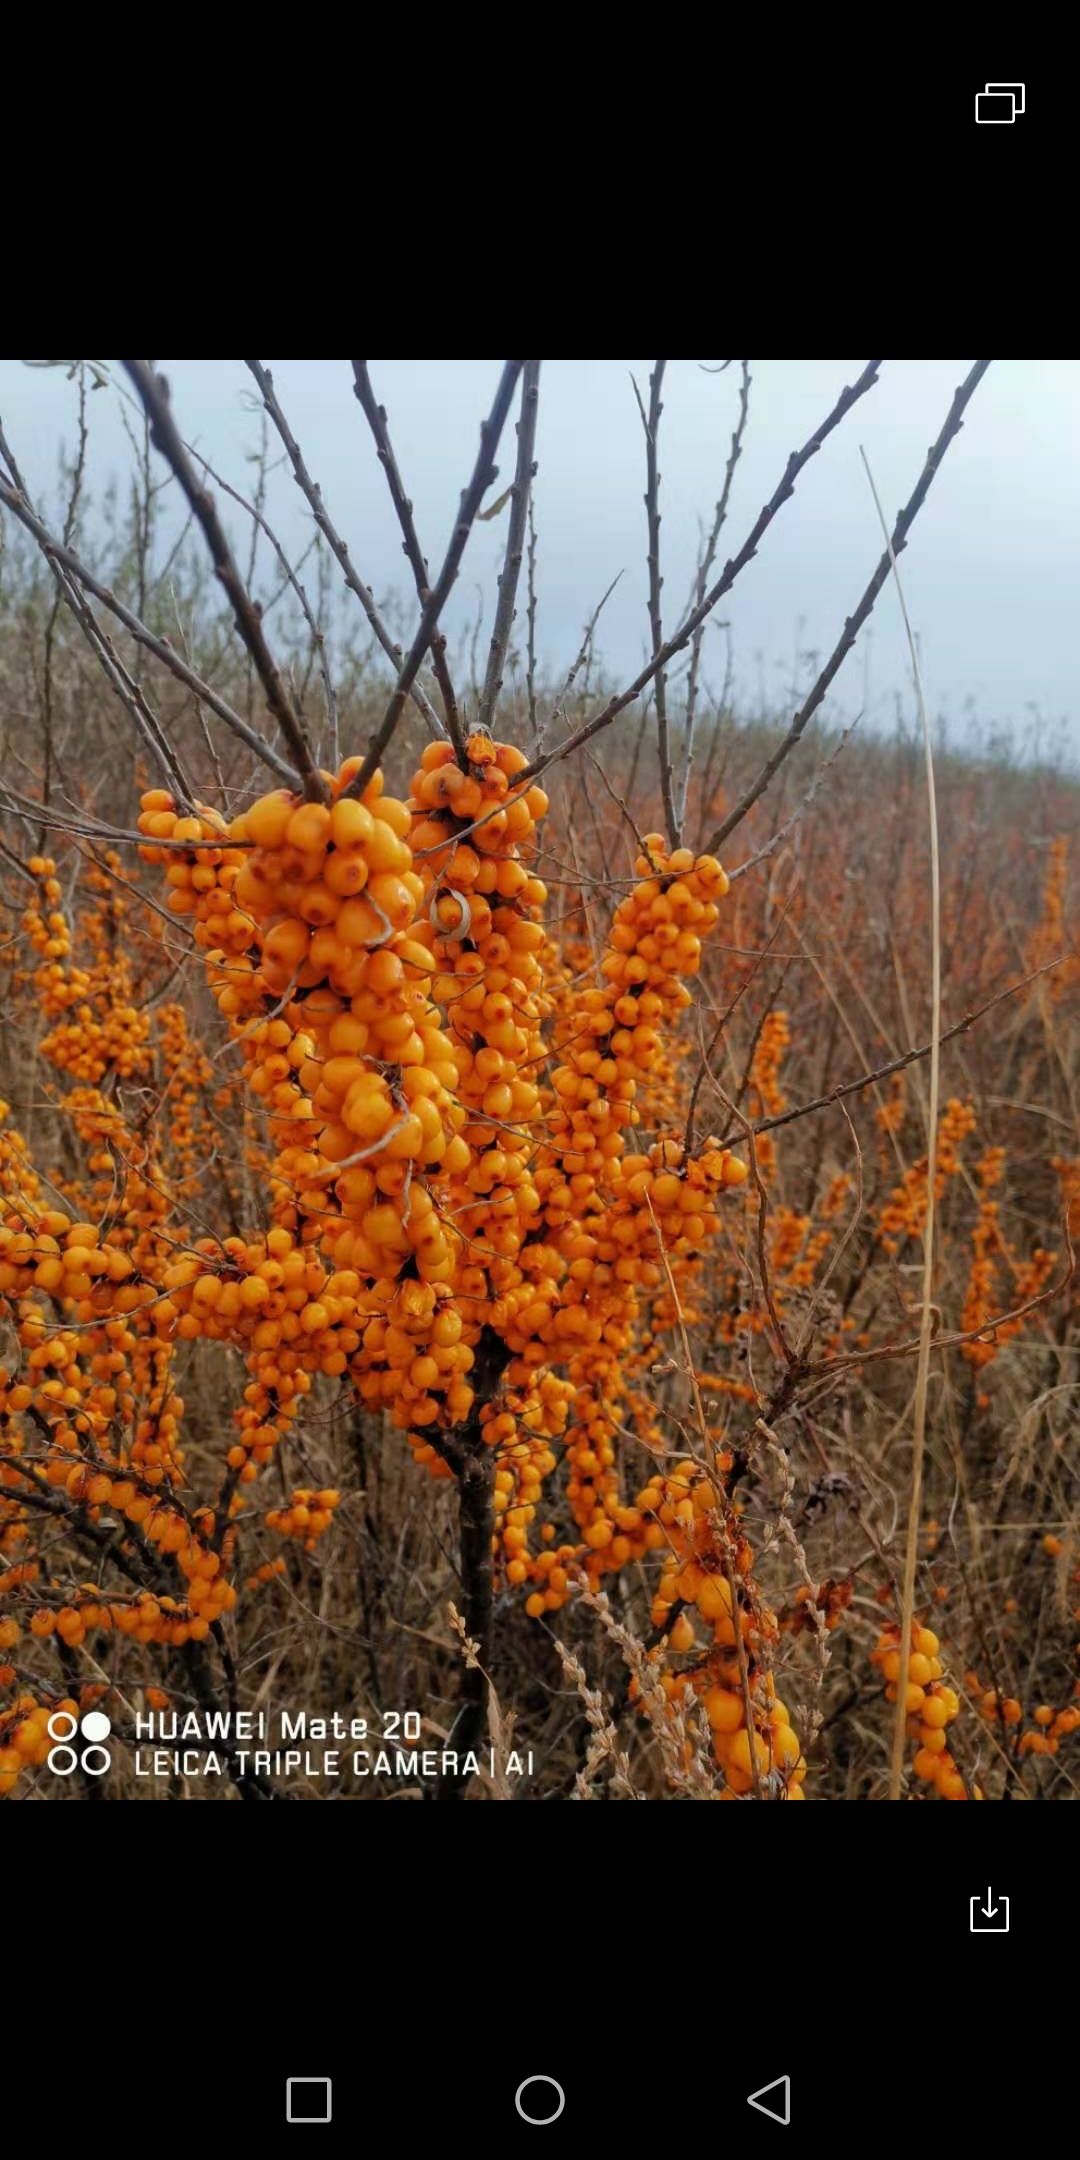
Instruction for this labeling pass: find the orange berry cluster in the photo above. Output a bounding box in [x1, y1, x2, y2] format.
[0, 1210, 136, 1305]
[21, 857, 70, 964]
[400, 730, 555, 1476]
[747, 1007, 790, 1180]
[246, 1557, 287, 1590]
[139, 767, 473, 1452]
[428, 798, 746, 1621]
[1025, 835, 1079, 1000]
[544, 839, 729, 1204]
[510, 837, 745, 1603]
[960, 1145, 1056, 1379]
[22, 856, 152, 1084]
[640, 1458, 805, 1796]
[872, 1622, 970, 1798]
[521, 1132, 746, 1604]
[879, 1098, 977, 1254]
[265, 1486, 341, 1551]
[0, 1695, 65, 1798]
[965, 1671, 1080, 1758]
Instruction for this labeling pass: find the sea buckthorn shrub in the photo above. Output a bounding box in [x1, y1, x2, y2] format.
[0, 700, 1075, 1802]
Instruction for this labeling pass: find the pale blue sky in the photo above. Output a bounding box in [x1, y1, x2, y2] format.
[1, 359, 1077, 755]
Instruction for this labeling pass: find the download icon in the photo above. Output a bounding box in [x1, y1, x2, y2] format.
[969, 1888, 1010, 1932]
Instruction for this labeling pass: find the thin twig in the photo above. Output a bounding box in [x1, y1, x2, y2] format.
[517, 361, 884, 786]
[121, 360, 326, 800]
[745, 958, 1062, 1141]
[729, 714, 861, 882]
[864, 444, 944, 1803]
[539, 571, 625, 756]
[343, 362, 524, 802]
[0, 420, 194, 808]
[680, 359, 751, 835]
[526, 496, 539, 748]
[477, 360, 541, 732]
[0, 471, 299, 787]
[351, 360, 464, 751]
[244, 359, 443, 741]
[191, 443, 338, 770]
[633, 362, 676, 838]
[708, 361, 992, 854]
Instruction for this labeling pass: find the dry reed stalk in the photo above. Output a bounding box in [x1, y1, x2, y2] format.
[861, 447, 943, 1801]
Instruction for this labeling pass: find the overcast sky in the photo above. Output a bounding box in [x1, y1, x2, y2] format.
[1, 359, 1077, 758]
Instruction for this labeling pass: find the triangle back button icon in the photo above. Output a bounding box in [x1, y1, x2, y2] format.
[746, 2075, 791, 2126]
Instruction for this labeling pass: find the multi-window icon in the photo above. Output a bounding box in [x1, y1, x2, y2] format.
[975, 83, 1025, 123]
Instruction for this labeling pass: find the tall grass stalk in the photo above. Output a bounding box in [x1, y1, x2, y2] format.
[860, 447, 943, 1801]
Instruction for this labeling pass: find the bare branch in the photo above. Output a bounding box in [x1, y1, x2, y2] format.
[190, 443, 338, 775]
[679, 359, 750, 834]
[728, 714, 861, 882]
[708, 359, 992, 854]
[539, 571, 625, 756]
[0, 419, 194, 809]
[633, 362, 677, 841]
[343, 362, 524, 802]
[526, 496, 539, 749]
[743, 957, 1065, 1142]
[244, 360, 443, 742]
[0, 471, 298, 789]
[477, 360, 541, 732]
[121, 360, 326, 800]
[351, 360, 464, 755]
[518, 360, 884, 786]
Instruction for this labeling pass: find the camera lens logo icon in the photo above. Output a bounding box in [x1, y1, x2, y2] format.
[47, 1709, 112, 1777]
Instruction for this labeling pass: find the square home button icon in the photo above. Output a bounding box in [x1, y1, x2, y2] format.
[287, 2077, 333, 2124]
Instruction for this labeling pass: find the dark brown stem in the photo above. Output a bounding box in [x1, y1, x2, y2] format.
[435, 1326, 511, 1802]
